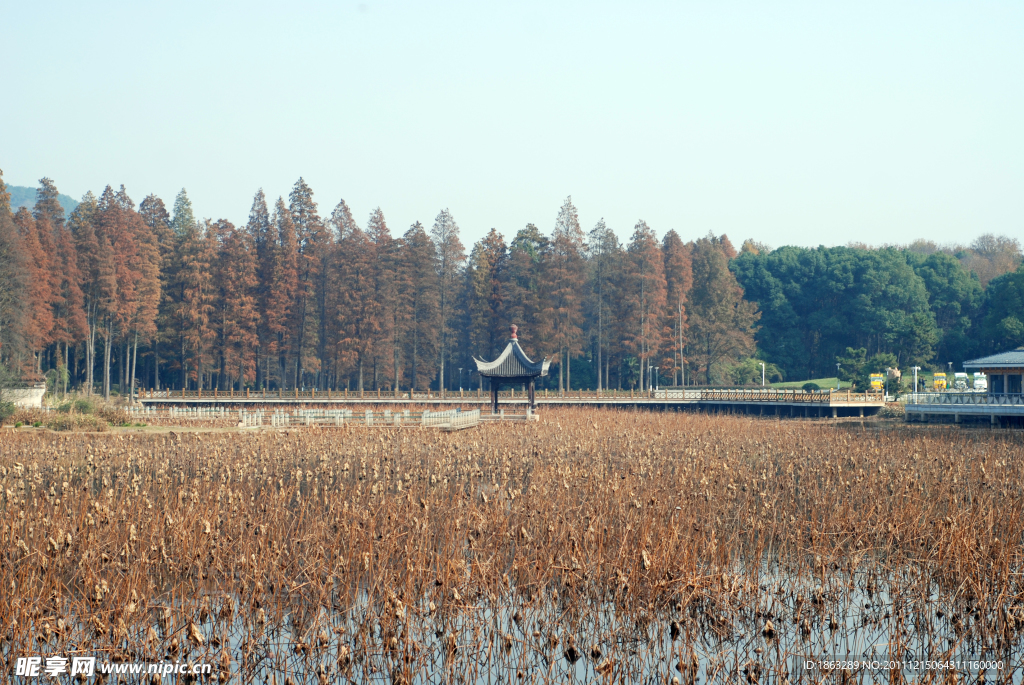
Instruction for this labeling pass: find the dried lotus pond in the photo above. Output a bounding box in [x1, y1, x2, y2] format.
[2, 410, 1023, 683]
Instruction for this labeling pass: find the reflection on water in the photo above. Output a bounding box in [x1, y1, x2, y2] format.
[8, 564, 1022, 684]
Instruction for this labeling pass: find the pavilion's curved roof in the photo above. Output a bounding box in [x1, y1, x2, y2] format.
[963, 347, 1024, 370]
[474, 340, 549, 378]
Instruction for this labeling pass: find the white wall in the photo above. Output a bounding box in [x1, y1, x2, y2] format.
[5, 386, 45, 408]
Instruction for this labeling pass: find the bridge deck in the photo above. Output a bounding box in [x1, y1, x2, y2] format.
[904, 392, 1024, 425]
[138, 388, 885, 416]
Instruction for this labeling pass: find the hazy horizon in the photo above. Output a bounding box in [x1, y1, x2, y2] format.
[4, 1, 1021, 248]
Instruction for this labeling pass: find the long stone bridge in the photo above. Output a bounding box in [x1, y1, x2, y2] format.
[138, 387, 885, 418]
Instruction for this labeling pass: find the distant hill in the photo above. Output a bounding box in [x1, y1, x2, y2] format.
[7, 185, 79, 218]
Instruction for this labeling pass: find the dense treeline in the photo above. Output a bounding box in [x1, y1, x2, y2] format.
[731, 238, 1023, 382]
[0, 169, 1021, 395]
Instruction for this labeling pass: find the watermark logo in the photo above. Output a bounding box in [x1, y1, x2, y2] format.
[16, 656, 94, 677]
[14, 655, 208, 679]
[14, 658, 40, 677]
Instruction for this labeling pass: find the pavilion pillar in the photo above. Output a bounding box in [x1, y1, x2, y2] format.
[528, 379, 536, 409]
[490, 383, 499, 414]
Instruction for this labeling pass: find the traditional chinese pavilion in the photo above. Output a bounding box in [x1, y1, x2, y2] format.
[474, 325, 550, 412]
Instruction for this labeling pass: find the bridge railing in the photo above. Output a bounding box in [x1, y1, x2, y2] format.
[130, 406, 233, 419]
[700, 388, 827, 403]
[140, 387, 884, 403]
[145, 388, 496, 401]
[528, 388, 882, 402]
[449, 409, 482, 430]
[237, 408, 480, 429]
[695, 389, 882, 403]
[906, 392, 1024, 406]
[144, 388, 418, 400]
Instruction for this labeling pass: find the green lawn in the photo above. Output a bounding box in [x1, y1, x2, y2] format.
[769, 373, 955, 391]
[771, 377, 851, 390]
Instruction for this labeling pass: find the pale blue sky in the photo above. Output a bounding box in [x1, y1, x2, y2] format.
[3, 1, 1021, 248]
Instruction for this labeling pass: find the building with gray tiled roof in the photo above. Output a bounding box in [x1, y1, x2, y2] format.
[964, 347, 1024, 395]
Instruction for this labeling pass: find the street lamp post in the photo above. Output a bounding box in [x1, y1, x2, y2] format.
[654, 367, 659, 391]
[761, 362, 765, 387]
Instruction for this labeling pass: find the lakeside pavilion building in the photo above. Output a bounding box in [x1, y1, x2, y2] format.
[963, 347, 1024, 395]
[473, 325, 550, 413]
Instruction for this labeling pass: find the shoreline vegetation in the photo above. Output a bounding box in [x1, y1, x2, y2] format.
[2, 173, 1022, 404]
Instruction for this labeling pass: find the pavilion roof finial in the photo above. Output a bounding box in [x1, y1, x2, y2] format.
[474, 323, 549, 378]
